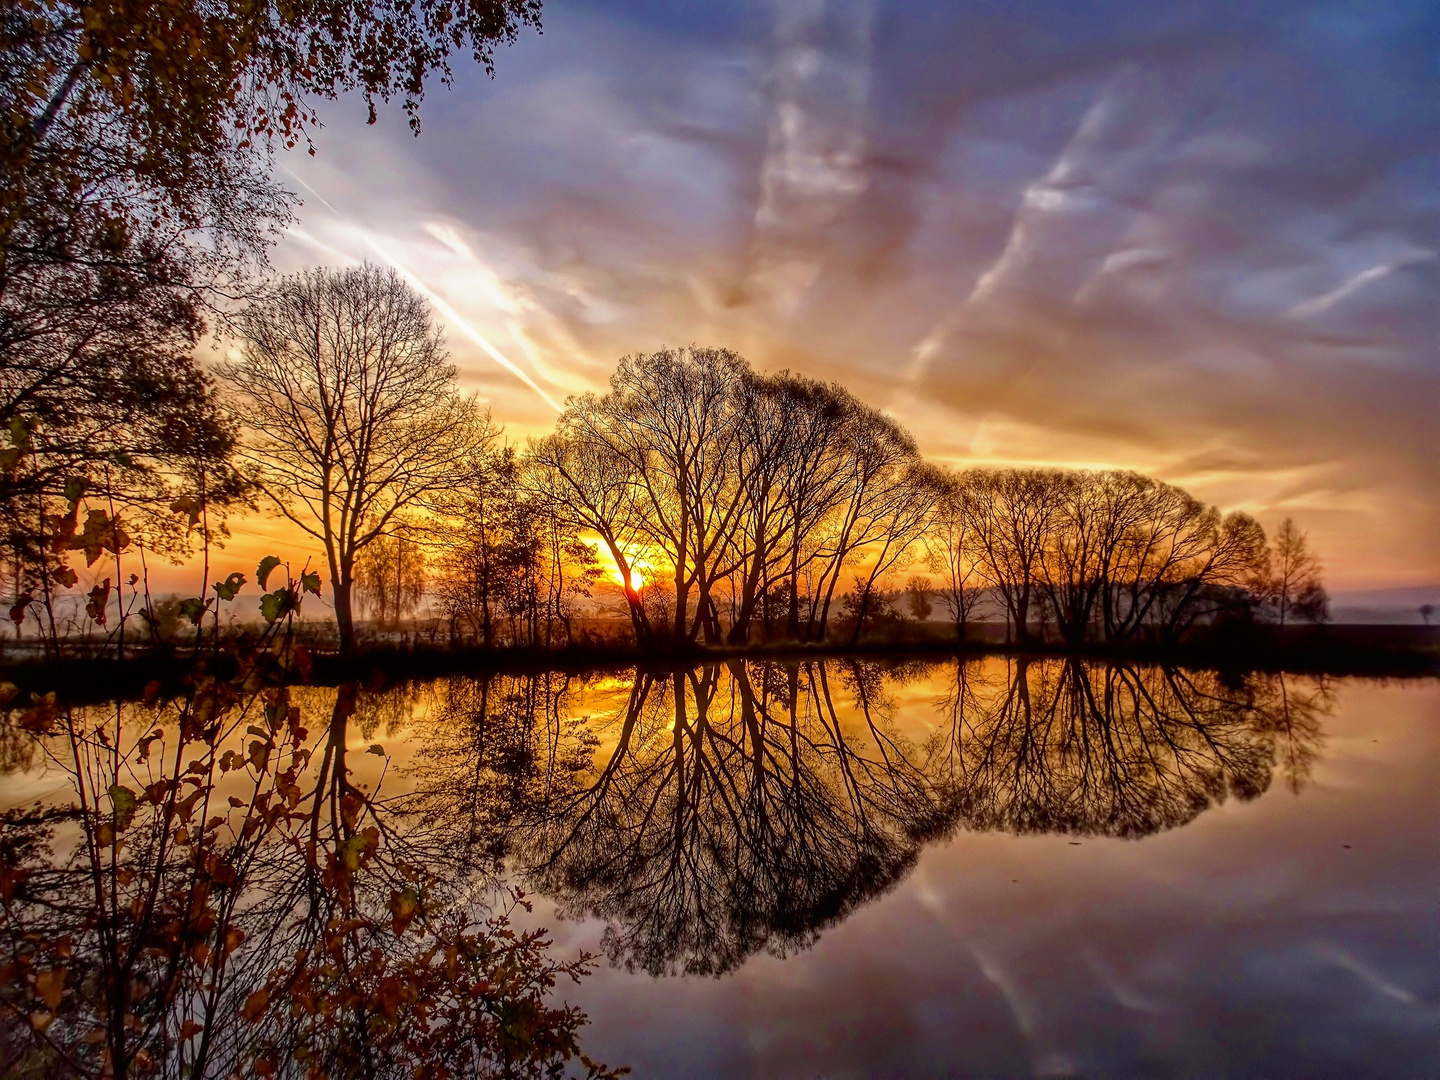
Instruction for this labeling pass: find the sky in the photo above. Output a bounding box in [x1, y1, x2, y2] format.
[211, 0, 1438, 596]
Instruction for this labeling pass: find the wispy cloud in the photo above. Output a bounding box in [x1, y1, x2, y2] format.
[266, 0, 1439, 588]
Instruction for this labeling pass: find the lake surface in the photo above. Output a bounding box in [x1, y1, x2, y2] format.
[363, 656, 1437, 1079]
[6, 656, 1437, 1077]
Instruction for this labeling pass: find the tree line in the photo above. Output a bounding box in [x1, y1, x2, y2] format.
[221, 264, 1328, 654]
[5, 261, 1329, 656]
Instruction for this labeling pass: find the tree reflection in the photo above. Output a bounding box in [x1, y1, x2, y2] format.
[412, 658, 1330, 979]
[932, 659, 1330, 837]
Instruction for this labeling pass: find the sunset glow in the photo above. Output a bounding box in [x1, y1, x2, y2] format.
[215, 0, 1436, 607]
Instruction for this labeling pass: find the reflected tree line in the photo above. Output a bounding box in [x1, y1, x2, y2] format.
[0, 645, 1334, 1076]
[403, 658, 1331, 978]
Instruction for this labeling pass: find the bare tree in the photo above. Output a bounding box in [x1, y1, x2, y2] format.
[1266, 518, 1329, 626]
[223, 263, 487, 652]
[904, 576, 933, 621]
[528, 417, 654, 644]
[355, 518, 428, 629]
[926, 473, 986, 639]
[959, 468, 1064, 644]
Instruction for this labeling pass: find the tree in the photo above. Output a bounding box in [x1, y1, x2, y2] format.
[434, 447, 602, 648]
[528, 421, 654, 645]
[1266, 518, 1329, 626]
[1, 0, 542, 625]
[927, 473, 984, 638]
[223, 263, 490, 652]
[355, 519, 428, 629]
[904, 576, 933, 621]
[2, 0, 542, 233]
[959, 468, 1064, 644]
[1421, 604, 1434, 626]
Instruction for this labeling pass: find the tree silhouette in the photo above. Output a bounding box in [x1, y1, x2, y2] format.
[1264, 518, 1330, 626]
[222, 264, 491, 653]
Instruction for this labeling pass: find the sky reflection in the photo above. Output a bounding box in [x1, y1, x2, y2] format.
[510, 669, 1438, 1079]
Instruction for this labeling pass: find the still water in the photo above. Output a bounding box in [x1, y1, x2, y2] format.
[374, 657, 1438, 1079]
[6, 656, 1436, 1077]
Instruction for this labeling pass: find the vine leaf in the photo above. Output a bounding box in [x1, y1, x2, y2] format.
[256, 555, 282, 589]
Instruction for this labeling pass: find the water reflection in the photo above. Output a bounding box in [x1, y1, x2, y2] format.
[405, 658, 1332, 977]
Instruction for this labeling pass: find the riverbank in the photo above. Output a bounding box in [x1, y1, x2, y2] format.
[3, 624, 1435, 703]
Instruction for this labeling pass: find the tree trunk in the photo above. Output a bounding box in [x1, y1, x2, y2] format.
[334, 576, 356, 655]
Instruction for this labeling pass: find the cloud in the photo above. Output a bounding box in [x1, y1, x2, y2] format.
[263, 0, 1439, 589]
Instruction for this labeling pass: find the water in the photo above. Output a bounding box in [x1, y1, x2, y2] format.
[7, 656, 1438, 1077]
[396, 658, 1437, 1079]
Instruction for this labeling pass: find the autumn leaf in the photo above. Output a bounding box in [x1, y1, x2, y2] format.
[376, 975, 404, 1019]
[300, 569, 322, 596]
[85, 579, 112, 625]
[136, 727, 164, 761]
[178, 596, 211, 625]
[389, 887, 420, 936]
[170, 494, 203, 530]
[367, 743, 385, 756]
[256, 555, 282, 589]
[241, 987, 269, 1023]
[214, 571, 246, 601]
[34, 968, 66, 1011]
[338, 828, 379, 871]
[259, 587, 291, 624]
[340, 792, 363, 830]
[74, 509, 130, 566]
[8, 594, 32, 627]
[50, 564, 78, 589]
[108, 784, 138, 831]
[222, 925, 245, 957]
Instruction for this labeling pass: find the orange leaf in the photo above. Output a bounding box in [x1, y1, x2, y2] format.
[34, 968, 65, 1011]
[241, 987, 269, 1023]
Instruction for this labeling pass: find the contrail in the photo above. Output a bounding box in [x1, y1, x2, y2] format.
[285, 225, 356, 265]
[363, 235, 564, 413]
[277, 166, 564, 413]
[279, 164, 342, 216]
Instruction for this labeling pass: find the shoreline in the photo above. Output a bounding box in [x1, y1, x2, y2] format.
[4, 625, 1436, 702]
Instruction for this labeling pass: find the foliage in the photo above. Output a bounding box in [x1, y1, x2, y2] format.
[434, 446, 602, 650]
[0, 502, 617, 1079]
[2, 0, 540, 643]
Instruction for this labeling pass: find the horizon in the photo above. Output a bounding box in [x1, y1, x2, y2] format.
[172, 0, 1437, 599]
